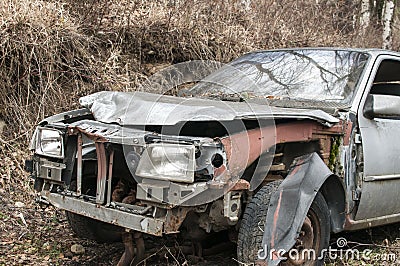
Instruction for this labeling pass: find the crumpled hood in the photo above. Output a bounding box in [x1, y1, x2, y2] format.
[79, 91, 339, 126]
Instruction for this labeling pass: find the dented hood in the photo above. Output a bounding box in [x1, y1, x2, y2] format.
[79, 91, 339, 126]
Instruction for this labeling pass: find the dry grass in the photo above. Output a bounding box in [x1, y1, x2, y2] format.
[0, 0, 387, 142]
[0, 0, 103, 142]
[0, 1, 398, 265]
[66, 0, 383, 63]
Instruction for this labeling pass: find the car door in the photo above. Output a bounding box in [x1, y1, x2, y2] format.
[355, 55, 400, 220]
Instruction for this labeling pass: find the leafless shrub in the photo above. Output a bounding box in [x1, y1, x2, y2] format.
[65, 0, 382, 61]
[0, 0, 102, 140]
[0, 0, 389, 142]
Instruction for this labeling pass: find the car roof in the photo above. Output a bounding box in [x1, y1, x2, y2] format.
[241, 47, 400, 57]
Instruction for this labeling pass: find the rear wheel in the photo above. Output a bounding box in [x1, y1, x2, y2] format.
[66, 211, 122, 243]
[237, 181, 330, 266]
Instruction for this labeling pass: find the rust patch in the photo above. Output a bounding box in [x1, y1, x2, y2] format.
[221, 121, 345, 179]
[228, 179, 250, 191]
[164, 207, 191, 233]
[286, 164, 302, 179]
[213, 165, 228, 179]
[220, 126, 275, 177]
[318, 136, 332, 164]
[112, 181, 127, 202]
[271, 189, 283, 249]
[344, 213, 353, 229]
[68, 125, 108, 142]
[275, 122, 313, 143]
[343, 120, 353, 146]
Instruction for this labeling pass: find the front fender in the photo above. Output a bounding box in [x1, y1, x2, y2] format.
[261, 152, 334, 265]
[39, 108, 93, 126]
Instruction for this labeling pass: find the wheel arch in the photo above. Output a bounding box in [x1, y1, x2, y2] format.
[260, 152, 336, 265]
[319, 174, 346, 233]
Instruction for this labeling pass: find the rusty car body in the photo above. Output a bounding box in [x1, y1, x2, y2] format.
[26, 48, 400, 265]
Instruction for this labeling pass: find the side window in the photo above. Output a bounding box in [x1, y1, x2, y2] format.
[363, 59, 400, 120]
[370, 59, 400, 96]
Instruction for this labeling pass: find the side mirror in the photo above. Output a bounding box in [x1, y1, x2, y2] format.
[364, 94, 400, 119]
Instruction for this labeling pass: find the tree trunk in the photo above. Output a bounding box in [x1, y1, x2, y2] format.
[360, 0, 371, 33]
[382, 0, 395, 49]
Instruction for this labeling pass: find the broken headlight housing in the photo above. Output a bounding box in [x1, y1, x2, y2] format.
[34, 127, 64, 159]
[136, 143, 195, 183]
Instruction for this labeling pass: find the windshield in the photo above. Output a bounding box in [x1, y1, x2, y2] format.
[190, 49, 369, 105]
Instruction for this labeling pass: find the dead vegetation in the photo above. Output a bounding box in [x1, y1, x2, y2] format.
[1, 0, 400, 265]
[0, 0, 101, 138]
[0, 0, 387, 139]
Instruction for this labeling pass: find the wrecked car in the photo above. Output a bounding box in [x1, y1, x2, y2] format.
[26, 48, 400, 265]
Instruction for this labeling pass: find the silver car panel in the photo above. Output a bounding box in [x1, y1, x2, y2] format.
[356, 54, 400, 220]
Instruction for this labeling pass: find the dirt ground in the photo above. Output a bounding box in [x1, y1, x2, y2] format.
[2, 189, 400, 266]
[0, 203, 236, 265]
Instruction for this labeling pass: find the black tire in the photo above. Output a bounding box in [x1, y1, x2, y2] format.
[237, 180, 282, 263]
[237, 181, 330, 266]
[66, 211, 122, 243]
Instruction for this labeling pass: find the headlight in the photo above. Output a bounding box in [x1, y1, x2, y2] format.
[136, 143, 195, 183]
[35, 127, 64, 158]
[29, 128, 38, 150]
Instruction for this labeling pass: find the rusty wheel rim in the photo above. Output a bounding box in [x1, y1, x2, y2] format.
[282, 209, 321, 266]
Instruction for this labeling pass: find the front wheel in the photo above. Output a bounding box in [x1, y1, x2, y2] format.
[66, 211, 122, 243]
[237, 182, 330, 266]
